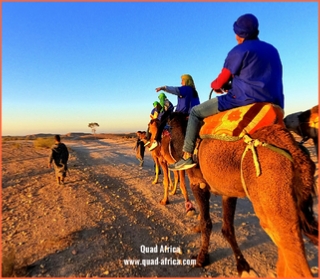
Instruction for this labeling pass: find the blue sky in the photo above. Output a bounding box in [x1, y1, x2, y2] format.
[2, 1, 318, 136]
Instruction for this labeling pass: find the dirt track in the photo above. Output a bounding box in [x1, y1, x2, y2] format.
[1, 135, 318, 277]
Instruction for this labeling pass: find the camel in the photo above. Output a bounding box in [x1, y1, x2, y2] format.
[168, 112, 318, 277]
[143, 127, 169, 186]
[284, 105, 318, 157]
[146, 118, 196, 215]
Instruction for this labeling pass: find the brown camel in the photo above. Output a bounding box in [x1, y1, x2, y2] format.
[284, 105, 318, 157]
[143, 125, 172, 187]
[147, 118, 196, 214]
[168, 112, 318, 278]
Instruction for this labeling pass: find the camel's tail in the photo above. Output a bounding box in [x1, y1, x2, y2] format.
[255, 124, 318, 245]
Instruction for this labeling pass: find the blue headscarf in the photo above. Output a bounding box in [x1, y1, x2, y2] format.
[233, 14, 259, 39]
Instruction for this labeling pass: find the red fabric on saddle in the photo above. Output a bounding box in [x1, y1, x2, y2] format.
[200, 102, 285, 138]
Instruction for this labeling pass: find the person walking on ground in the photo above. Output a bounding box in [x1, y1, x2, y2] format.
[149, 74, 200, 151]
[134, 131, 146, 167]
[169, 13, 284, 171]
[48, 135, 69, 185]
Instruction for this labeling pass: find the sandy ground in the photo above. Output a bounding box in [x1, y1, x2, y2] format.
[1, 134, 318, 277]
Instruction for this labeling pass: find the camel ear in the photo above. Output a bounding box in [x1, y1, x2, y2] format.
[311, 105, 318, 114]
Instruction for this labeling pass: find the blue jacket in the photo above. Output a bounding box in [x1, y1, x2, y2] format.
[217, 39, 284, 111]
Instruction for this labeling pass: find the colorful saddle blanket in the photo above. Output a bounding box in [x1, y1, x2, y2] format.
[199, 102, 285, 139]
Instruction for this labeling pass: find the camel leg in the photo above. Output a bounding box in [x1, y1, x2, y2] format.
[178, 170, 188, 199]
[178, 170, 196, 214]
[276, 248, 286, 277]
[159, 162, 170, 205]
[262, 223, 312, 277]
[250, 184, 313, 277]
[152, 157, 160, 184]
[221, 196, 250, 276]
[313, 137, 318, 158]
[190, 184, 212, 266]
[169, 171, 179, 195]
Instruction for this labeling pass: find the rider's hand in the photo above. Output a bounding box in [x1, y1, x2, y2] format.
[214, 88, 224, 94]
[155, 86, 164, 92]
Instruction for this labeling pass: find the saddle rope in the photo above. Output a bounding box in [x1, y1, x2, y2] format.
[240, 134, 293, 201]
[162, 129, 177, 163]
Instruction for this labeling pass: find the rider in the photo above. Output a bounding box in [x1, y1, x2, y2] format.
[144, 101, 163, 146]
[189, 80, 200, 113]
[150, 101, 162, 120]
[158, 92, 174, 113]
[145, 92, 175, 150]
[169, 13, 284, 171]
[149, 74, 200, 151]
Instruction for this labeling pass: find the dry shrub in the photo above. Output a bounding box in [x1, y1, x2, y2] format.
[2, 136, 28, 141]
[33, 137, 55, 149]
[10, 142, 21, 149]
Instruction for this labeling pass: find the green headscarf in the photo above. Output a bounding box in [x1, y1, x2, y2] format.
[153, 101, 160, 107]
[158, 92, 167, 109]
[181, 74, 195, 88]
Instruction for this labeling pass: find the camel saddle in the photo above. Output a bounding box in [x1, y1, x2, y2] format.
[199, 102, 285, 140]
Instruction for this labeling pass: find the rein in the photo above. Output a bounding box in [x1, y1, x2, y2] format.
[209, 88, 226, 100]
[164, 130, 177, 163]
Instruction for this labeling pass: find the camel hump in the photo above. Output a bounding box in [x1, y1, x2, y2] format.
[199, 102, 284, 139]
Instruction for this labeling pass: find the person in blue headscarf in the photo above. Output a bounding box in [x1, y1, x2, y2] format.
[169, 13, 284, 171]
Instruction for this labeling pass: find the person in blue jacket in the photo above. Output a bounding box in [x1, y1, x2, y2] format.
[150, 101, 162, 120]
[169, 13, 284, 171]
[149, 74, 200, 151]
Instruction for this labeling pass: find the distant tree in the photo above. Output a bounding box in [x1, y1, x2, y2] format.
[88, 122, 99, 137]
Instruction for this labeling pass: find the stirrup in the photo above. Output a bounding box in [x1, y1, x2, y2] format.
[149, 141, 158, 151]
[144, 141, 150, 147]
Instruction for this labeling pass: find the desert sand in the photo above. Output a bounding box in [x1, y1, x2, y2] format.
[2, 133, 318, 277]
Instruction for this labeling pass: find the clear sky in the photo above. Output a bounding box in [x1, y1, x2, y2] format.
[2, 1, 318, 136]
